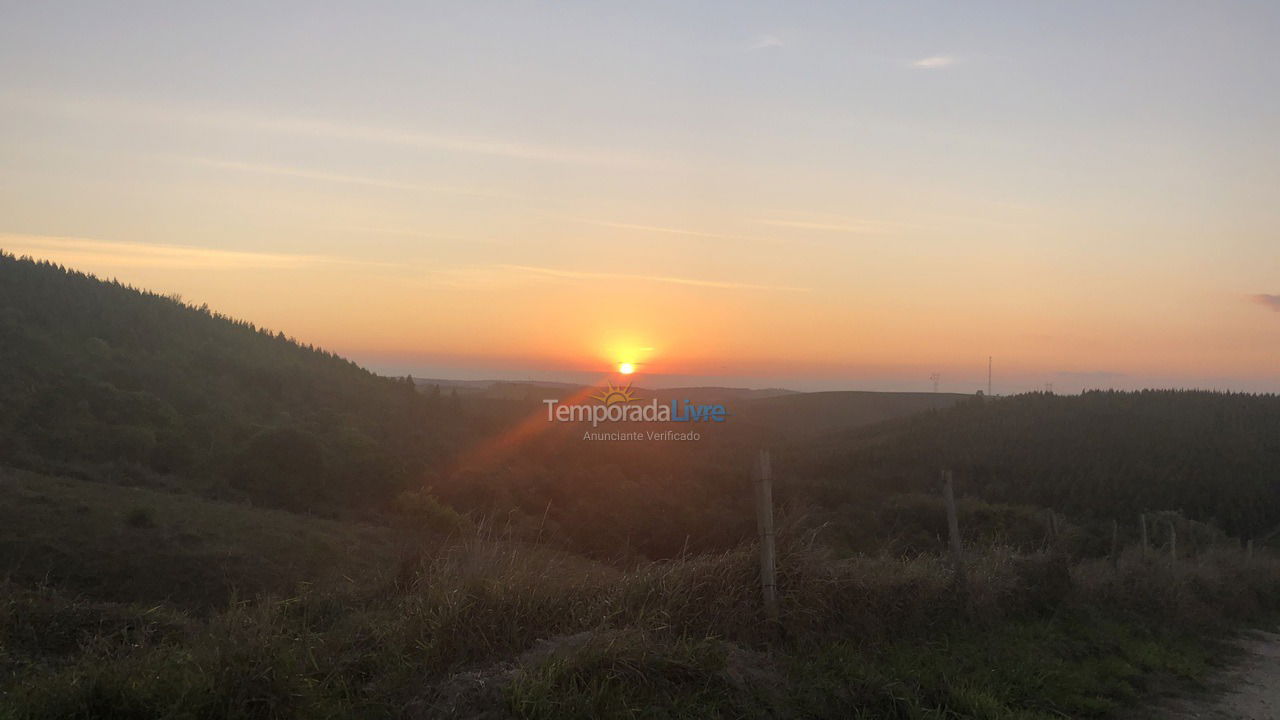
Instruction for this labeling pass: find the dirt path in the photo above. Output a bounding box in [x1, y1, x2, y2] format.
[1145, 630, 1280, 719]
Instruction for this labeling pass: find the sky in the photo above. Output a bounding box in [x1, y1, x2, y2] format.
[1, 1, 1278, 394]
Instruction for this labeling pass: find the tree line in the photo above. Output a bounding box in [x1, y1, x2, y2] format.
[0, 252, 459, 515]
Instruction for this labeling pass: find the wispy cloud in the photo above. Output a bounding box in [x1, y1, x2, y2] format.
[497, 264, 807, 292]
[3, 92, 651, 167]
[751, 35, 784, 50]
[911, 55, 956, 70]
[240, 114, 648, 167]
[335, 226, 466, 241]
[567, 217, 749, 242]
[0, 233, 371, 270]
[173, 156, 502, 198]
[755, 218, 912, 234]
[1251, 294, 1280, 311]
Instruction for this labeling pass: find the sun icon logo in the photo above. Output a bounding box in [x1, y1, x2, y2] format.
[592, 382, 638, 405]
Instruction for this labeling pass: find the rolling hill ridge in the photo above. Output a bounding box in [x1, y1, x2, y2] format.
[0, 252, 457, 515]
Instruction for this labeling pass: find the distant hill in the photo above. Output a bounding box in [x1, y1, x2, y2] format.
[413, 378, 584, 398]
[734, 390, 970, 441]
[411, 379, 952, 445]
[412, 377, 795, 403]
[795, 390, 1280, 537]
[0, 252, 457, 514]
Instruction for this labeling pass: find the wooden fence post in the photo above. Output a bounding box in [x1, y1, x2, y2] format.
[1110, 519, 1120, 566]
[1140, 513, 1148, 559]
[942, 470, 967, 593]
[753, 449, 778, 625]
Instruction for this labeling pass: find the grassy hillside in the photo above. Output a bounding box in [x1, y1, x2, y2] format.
[734, 389, 970, 441]
[4, 528, 1277, 719]
[0, 252, 458, 515]
[396, 389, 1280, 563]
[420, 388, 978, 561]
[0, 467, 399, 607]
[795, 390, 1280, 538]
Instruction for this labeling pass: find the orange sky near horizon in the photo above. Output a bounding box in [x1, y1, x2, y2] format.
[3, 228, 1276, 394]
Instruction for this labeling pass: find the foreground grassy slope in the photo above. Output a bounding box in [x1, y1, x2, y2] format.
[0, 467, 398, 607]
[3, 530, 1276, 719]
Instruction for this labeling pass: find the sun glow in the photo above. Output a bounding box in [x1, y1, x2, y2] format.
[618, 362, 635, 375]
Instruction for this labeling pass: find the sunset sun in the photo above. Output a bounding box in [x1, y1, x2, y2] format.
[618, 362, 635, 375]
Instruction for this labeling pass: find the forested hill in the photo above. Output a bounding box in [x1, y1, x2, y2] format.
[0, 252, 456, 514]
[797, 390, 1280, 537]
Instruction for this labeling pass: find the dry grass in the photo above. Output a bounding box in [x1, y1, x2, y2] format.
[4, 528, 1280, 719]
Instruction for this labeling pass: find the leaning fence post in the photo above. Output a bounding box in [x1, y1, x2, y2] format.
[942, 470, 967, 594]
[753, 449, 778, 625]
